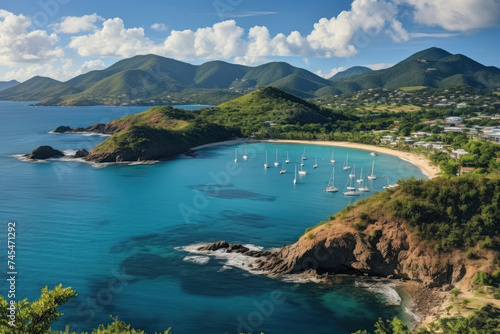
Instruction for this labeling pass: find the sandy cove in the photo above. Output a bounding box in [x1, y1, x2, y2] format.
[192, 138, 441, 179]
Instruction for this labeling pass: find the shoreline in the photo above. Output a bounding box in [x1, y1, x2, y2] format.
[192, 138, 440, 179]
[258, 139, 440, 179]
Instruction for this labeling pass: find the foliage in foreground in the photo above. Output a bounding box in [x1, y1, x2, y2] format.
[1, 285, 499, 334]
[0, 286, 171, 334]
[352, 304, 500, 334]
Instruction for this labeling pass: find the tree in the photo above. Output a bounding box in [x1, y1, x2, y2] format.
[0, 284, 76, 334]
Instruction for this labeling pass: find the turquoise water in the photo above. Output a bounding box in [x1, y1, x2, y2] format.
[0, 101, 426, 333]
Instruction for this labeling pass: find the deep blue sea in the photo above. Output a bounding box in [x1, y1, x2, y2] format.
[0, 101, 427, 334]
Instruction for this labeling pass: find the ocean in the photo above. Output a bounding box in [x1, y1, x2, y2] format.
[0, 101, 427, 333]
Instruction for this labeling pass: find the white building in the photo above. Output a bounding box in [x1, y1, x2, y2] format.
[381, 135, 395, 143]
[445, 116, 464, 124]
[451, 149, 469, 159]
[444, 127, 465, 133]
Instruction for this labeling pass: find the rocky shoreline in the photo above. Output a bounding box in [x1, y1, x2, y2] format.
[193, 214, 496, 327]
[53, 123, 118, 135]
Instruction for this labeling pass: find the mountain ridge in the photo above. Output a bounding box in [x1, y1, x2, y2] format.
[1, 47, 499, 105]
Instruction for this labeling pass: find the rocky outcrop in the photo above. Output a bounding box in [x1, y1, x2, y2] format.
[197, 241, 272, 258]
[200, 219, 497, 288]
[251, 218, 497, 287]
[53, 123, 119, 135]
[54, 126, 71, 133]
[25, 146, 64, 160]
[74, 149, 89, 158]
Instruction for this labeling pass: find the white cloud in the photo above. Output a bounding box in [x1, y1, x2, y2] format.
[4, 59, 75, 81]
[315, 67, 347, 79]
[0, 10, 63, 65]
[75, 59, 106, 75]
[364, 62, 394, 70]
[402, 0, 500, 32]
[306, 0, 409, 57]
[53, 13, 103, 34]
[67, 0, 412, 63]
[153, 20, 247, 59]
[151, 23, 167, 32]
[69, 18, 155, 58]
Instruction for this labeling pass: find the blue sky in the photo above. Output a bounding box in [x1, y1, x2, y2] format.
[0, 0, 499, 82]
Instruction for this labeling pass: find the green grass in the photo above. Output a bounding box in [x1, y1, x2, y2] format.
[399, 86, 428, 92]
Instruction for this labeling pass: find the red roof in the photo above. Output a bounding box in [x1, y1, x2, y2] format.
[460, 167, 475, 171]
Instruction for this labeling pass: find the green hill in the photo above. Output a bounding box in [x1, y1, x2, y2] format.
[193, 61, 248, 88]
[324, 47, 500, 94]
[330, 66, 372, 80]
[2, 48, 499, 105]
[86, 105, 239, 162]
[0, 76, 79, 100]
[201, 86, 333, 136]
[0, 80, 19, 92]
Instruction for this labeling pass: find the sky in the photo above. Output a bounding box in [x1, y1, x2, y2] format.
[0, 0, 499, 82]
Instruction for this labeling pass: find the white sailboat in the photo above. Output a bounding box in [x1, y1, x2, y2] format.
[274, 149, 280, 167]
[343, 177, 360, 196]
[264, 151, 270, 168]
[280, 160, 286, 174]
[325, 167, 338, 192]
[234, 148, 238, 163]
[302, 147, 307, 160]
[298, 163, 307, 175]
[293, 165, 297, 184]
[367, 160, 377, 180]
[349, 164, 356, 179]
[313, 156, 318, 169]
[330, 150, 335, 163]
[358, 175, 370, 192]
[285, 151, 290, 164]
[343, 154, 351, 171]
[357, 167, 363, 183]
[243, 145, 248, 160]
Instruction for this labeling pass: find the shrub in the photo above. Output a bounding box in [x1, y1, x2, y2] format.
[466, 249, 478, 260]
[472, 271, 493, 286]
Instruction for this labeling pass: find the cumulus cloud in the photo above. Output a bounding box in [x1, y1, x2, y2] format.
[152, 20, 246, 59]
[75, 59, 106, 75]
[67, 0, 411, 63]
[4, 58, 75, 81]
[401, 0, 500, 32]
[53, 13, 103, 33]
[69, 17, 154, 57]
[151, 23, 167, 31]
[0, 10, 63, 65]
[315, 67, 347, 79]
[307, 0, 409, 57]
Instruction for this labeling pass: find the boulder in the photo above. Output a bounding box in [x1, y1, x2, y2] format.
[26, 146, 64, 160]
[74, 149, 89, 158]
[197, 241, 229, 251]
[53, 126, 71, 133]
